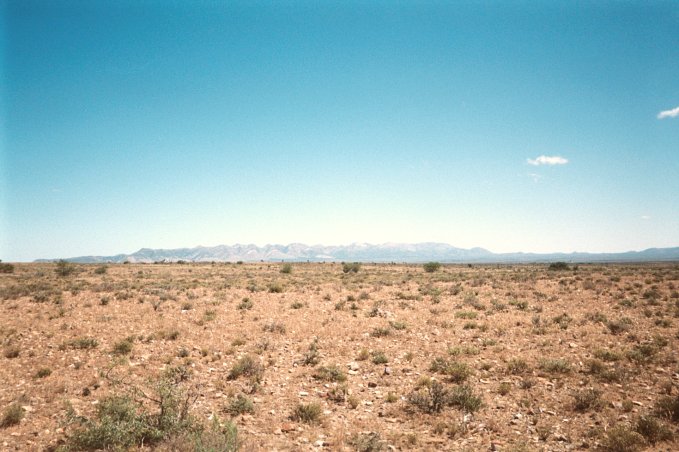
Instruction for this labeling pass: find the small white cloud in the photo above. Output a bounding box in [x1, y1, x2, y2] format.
[640, 215, 651, 220]
[527, 155, 569, 166]
[658, 106, 679, 119]
[527, 173, 543, 182]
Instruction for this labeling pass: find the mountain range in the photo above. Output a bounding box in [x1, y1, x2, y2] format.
[36, 243, 679, 264]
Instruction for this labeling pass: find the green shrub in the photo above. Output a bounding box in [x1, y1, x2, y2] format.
[66, 366, 208, 450]
[227, 355, 263, 381]
[371, 327, 391, 337]
[226, 394, 254, 416]
[301, 339, 320, 366]
[429, 357, 472, 383]
[290, 402, 322, 424]
[407, 381, 450, 414]
[654, 395, 679, 422]
[0, 403, 24, 428]
[36, 368, 52, 378]
[342, 262, 361, 273]
[371, 351, 389, 365]
[600, 425, 645, 452]
[68, 337, 99, 349]
[349, 432, 384, 452]
[237, 298, 253, 310]
[112, 338, 133, 355]
[448, 384, 483, 413]
[423, 262, 442, 273]
[280, 263, 292, 274]
[0, 261, 14, 274]
[548, 262, 570, 271]
[268, 282, 284, 293]
[572, 388, 603, 411]
[507, 358, 530, 375]
[94, 265, 108, 275]
[539, 358, 570, 374]
[55, 259, 76, 277]
[312, 365, 346, 382]
[634, 415, 673, 444]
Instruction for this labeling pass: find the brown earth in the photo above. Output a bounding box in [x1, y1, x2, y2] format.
[1, 262, 678, 451]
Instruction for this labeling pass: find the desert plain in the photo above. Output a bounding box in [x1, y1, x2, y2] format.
[1, 261, 678, 451]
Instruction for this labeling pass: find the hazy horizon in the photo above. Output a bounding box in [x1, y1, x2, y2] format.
[3, 1, 679, 262]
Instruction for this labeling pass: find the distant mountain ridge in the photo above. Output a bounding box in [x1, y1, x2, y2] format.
[35, 243, 679, 264]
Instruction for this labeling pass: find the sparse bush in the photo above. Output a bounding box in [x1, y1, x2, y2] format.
[302, 338, 320, 366]
[313, 364, 346, 382]
[68, 337, 99, 349]
[66, 366, 215, 450]
[600, 424, 645, 452]
[407, 380, 451, 414]
[507, 358, 530, 375]
[0, 261, 15, 274]
[3, 345, 20, 359]
[55, 259, 76, 277]
[572, 388, 603, 412]
[594, 348, 622, 362]
[94, 265, 108, 275]
[448, 384, 482, 413]
[498, 382, 512, 395]
[280, 263, 292, 274]
[654, 394, 679, 422]
[227, 355, 263, 381]
[203, 309, 217, 322]
[290, 402, 322, 424]
[112, 338, 134, 355]
[548, 262, 570, 271]
[607, 317, 632, 334]
[237, 298, 253, 310]
[371, 351, 388, 364]
[430, 357, 472, 383]
[634, 415, 673, 444]
[552, 312, 573, 330]
[350, 431, 384, 452]
[626, 343, 658, 364]
[371, 327, 391, 337]
[342, 262, 361, 273]
[423, 262, 441, 273]
[36, 368, 52, 378]
[225, 394, 254, 416]
[0, 403, 24, 428]
[268, 282, 284, 293]
[327, 384, 348, 403]
[262, 321, 286, 334]
[539, 358, 570, 374]
[389, 320, 407, 330]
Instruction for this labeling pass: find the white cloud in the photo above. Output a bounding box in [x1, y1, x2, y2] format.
[527, 173, 543, 182]
[527, 155, 569, 166]
[640, 215, 651, 220]
[657, 106, 679, 119]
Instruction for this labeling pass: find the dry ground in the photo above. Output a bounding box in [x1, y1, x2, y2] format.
[1, 261, 679, 451]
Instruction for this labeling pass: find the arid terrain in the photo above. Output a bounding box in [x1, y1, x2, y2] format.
[1, 261, 678, 451]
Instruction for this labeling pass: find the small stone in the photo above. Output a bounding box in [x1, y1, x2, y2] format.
[383, 366, 392, 375]
[368, 382, 377, 388]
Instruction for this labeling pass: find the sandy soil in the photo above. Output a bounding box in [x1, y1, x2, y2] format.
[1, 262, 678, 451]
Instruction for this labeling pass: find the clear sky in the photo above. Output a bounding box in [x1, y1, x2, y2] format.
[2, 0, 679, 261]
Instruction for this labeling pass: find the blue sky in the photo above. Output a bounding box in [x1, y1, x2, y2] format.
[2, 0, 679, 261]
